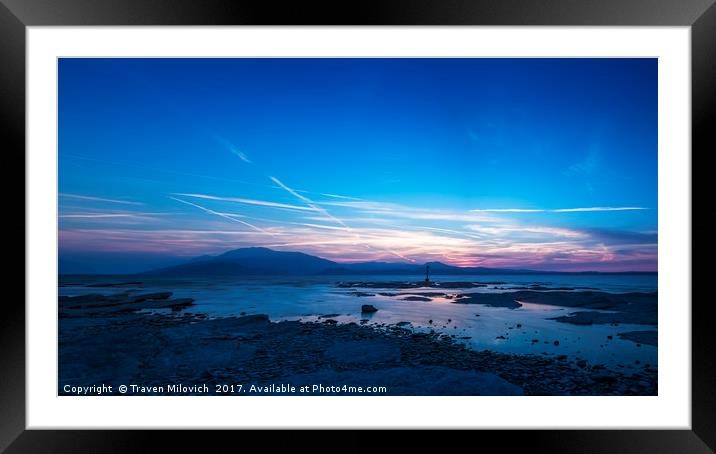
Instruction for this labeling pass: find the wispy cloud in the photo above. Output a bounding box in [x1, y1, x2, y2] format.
[59, 213, 156, 219]
[471, 207, 647, 213]
[552, 207, 648, 212]
[230, 148, 251, 163]
[320, 193, 362, 201]
[469, 209, 543, 213]
[269, 176, 350, 230]
[564, 146, 600, 193]
[215, 136, 252, 163]
[464, 224, 588, 239]
[270, 177, 416, 261]
[170, 197, 269, 234]
[172, 193, 319, 212]
[59, 193, 143, 206]
[321, 200, 496, 223]
[59, 215, 657, 270]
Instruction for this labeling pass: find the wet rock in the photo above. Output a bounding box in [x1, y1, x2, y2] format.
[617, 330, 657, 347]
[361, 304, 378, 314]
[125, 292, 173, 303]
[352, 292, 376, 297]
[453, 293, 522, 309]
[591, 371, 618, 384]
[402, 296, 431, 302]
[325, 339, 401, 365]
[59, 288, 658, 397]
[233, 314, 270, 326]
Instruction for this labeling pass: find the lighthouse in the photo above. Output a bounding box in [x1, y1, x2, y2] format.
[424, 264, 430, 284]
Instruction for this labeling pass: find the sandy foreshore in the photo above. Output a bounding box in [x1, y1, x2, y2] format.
[59, 290, 657, 396]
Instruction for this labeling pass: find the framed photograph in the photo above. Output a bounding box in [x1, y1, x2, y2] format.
[5, 0, 713, 450]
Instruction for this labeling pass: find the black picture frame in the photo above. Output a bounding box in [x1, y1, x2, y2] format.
[3, 0, 713, 451]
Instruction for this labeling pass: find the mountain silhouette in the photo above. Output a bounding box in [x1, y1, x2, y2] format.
[141, 247, 561, 276]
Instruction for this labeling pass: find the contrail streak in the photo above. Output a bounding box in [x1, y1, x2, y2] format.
[172, 193, 318, 212]
[269, 176, 350, 230]
[59, 193, 143, 206]
[471, 207, 647, 213]
[269, 176, 412, 262]
[169, 197, 270, 234]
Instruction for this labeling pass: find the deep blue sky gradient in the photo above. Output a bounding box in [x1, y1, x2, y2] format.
[58, 58, 657, 273]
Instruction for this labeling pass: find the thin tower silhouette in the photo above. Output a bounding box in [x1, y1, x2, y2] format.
[425, 264, 430, 283]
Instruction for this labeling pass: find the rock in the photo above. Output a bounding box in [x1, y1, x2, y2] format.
[516, 324, 522, 328]
[591, 371, 618, 384]
[131, 292, 173, 302]
[453, 293, 522, 309]
[325, 339, 401, 365]
[233, 314, 270, 325]
[553, 340, 560, 346]
[496, 335, 506, 340]
[164, 298, 195, 311]
[576, 359, 588, 368]
[395, 321, 411, 327]
[617, 330, 657, 347]
[352, 292, 376, 297]
[361, 305, 378, 313]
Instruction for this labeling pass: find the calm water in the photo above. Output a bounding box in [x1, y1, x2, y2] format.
[59, 273, 658, 370]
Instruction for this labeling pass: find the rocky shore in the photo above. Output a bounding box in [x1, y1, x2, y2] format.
[58, 290, 657, 396]
[337, 281, 658, 326]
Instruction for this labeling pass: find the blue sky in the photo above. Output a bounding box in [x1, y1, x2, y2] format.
[58, 58, 657, 273]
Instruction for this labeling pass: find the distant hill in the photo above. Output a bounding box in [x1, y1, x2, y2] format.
[142, 247, 337, 276]
[141, 247, 653, 277]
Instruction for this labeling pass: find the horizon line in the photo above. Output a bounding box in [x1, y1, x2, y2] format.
[59, 245, 658, 275]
